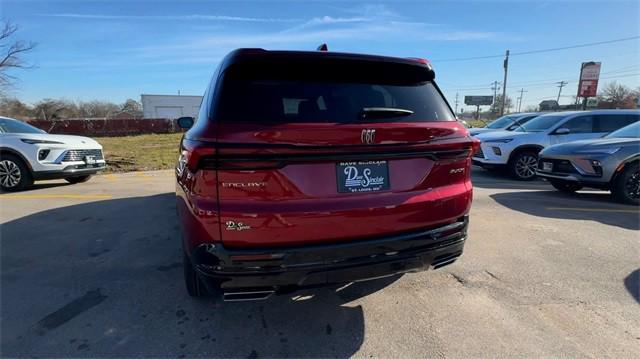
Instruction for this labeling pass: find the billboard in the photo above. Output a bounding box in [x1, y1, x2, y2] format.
[577, 62, 601, 98]
[464, 96, 493, 106]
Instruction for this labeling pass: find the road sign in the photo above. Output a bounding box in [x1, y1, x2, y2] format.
[464, 96, 493, 106]
[577, 62, 601, 98]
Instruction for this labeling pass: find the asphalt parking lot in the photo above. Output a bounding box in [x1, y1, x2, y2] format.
[1, 169, 639, 358]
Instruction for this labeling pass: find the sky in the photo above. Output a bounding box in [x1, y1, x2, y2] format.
[1, 0, 639, 112]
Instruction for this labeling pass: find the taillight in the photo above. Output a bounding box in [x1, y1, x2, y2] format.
[181, 140, 216, 172]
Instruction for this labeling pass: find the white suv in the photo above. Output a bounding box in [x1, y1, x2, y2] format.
[473, 110, 639, 180]
[0, 116, 106, 191]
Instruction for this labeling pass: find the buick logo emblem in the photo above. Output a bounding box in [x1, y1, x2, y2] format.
[361, 129, 376, 144]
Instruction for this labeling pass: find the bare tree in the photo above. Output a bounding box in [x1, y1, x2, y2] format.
[0, 21, 36, 90]
[598, 81, 635, 108]
[32, 99, 71, 121]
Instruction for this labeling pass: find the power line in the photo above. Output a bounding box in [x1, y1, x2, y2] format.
[433, 36, 640, 62]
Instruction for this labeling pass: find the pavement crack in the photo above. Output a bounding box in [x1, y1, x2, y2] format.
[484, 270, 501, 281]
[449, 273, 467, 285]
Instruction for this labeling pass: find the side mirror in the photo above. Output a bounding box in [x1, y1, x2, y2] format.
[177, 116, 194, 129]
[554, 127, 570, 135]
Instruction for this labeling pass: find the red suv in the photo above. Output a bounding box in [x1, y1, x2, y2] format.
[176, 49, 478, 301]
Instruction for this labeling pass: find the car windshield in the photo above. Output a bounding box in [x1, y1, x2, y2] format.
[486, 115, 515, 129]
[0, 118, 46, 134]
[514, 115, 566, 132]
[605, 121, 640, 138]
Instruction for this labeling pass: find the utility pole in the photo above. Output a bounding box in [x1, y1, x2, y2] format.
[500, 50, 509, 116]
[490, 81, 501, 116]
[517, 88, 528, 112]
[454, 92, 459, 115]
[491, 81, 501, 104]
[556, 81, 568, 103]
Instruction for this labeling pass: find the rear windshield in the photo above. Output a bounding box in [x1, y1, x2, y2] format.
[215, 60, 454, 124]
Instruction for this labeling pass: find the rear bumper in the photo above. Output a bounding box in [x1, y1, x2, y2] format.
[32, 163, 106, 180]
[190, 215, 469, 293]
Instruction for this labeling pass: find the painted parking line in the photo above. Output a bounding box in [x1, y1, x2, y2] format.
[1, 194, 113, 200]
[546, 207, 639, 214]
[135, 172, 153, 181]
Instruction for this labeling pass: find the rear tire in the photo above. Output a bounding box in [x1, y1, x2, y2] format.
[549, 180, 583, 193]
[183, 252, 207, 297]
[0, 154, 33, 192]
[509, 151, 539, 181]
[65, 175, 92, 184]
[612, 162, 640, 206]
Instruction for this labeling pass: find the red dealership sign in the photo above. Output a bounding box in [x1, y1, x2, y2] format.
[577, 62, 601, 98]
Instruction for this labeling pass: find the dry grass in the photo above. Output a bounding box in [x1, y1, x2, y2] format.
[97, 133, 183, 172]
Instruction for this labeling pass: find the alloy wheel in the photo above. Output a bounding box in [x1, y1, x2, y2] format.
[515, 155, 537, 179]
[625, 171, 640, 199]
[0, 160, 22, 188]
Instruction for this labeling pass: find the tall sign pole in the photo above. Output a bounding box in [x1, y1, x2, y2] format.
[500, 50, 509, 116]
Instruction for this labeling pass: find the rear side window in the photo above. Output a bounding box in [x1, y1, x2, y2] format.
[215, 59, 454, 124]
[594, 114, 639, 132]
[561, 116, 594, 133]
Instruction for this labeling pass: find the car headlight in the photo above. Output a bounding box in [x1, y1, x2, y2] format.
[485, 138, 513, 143]
[21, 139, 64, 145]
[575, 147, 621, 155]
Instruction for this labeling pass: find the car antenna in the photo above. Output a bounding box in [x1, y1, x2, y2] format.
[317, 43, 328, 51]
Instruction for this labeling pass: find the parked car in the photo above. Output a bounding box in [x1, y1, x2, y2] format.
[536, 121, 640, 205]
[468, 112, 541, 136]
[175, 48, 479, 300]
[473, 110, 639, 180]
[0, 116, 106, 191]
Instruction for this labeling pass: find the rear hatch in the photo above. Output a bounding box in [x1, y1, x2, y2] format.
[211, 54, 475, 248]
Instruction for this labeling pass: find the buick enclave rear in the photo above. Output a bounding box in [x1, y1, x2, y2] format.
[175, 48, 478, 300]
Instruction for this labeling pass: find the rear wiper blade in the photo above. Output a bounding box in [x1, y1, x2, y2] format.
[360, 107, 414, 120]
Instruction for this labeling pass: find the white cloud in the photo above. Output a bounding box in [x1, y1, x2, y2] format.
[40, 13, 300, 22]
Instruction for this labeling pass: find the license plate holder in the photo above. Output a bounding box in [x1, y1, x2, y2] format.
[336, 160, 390, 193]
